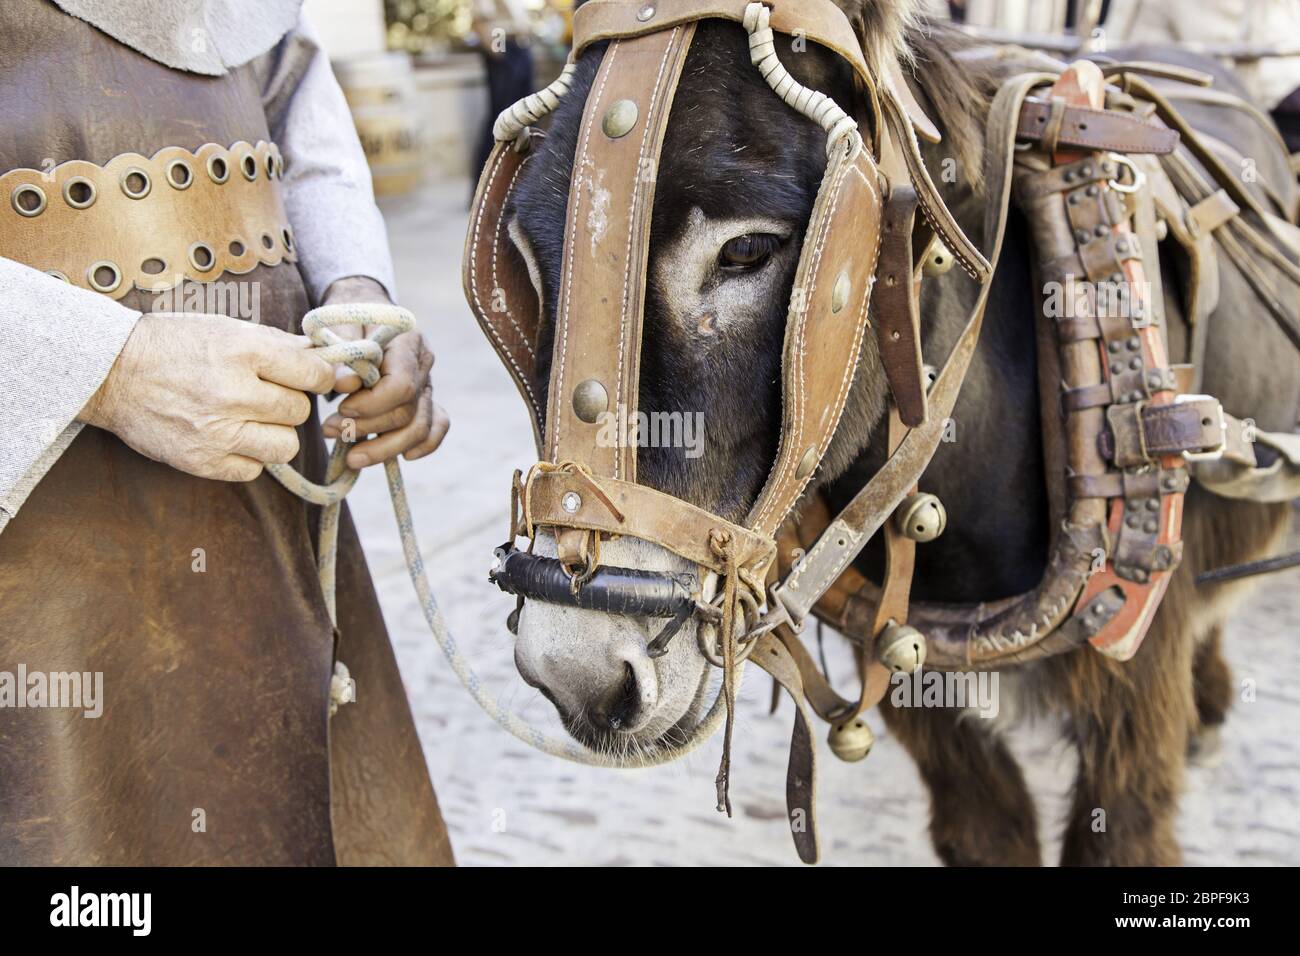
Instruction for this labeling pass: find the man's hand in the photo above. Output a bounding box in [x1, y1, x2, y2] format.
[319, 277, 450, 469]
[79, 312, 335, 481]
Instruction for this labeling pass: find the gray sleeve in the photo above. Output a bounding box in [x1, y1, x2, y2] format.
[0, 257, 140, 533]
[258, 11, 398, 303]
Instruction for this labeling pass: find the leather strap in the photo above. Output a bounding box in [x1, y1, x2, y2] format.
[770, 72, 1052, 630]
[546, 26, 696, 480]
[872, 184, 928, 427]
[750, 633, 820, 864]
[1017, 98, 1180, 155]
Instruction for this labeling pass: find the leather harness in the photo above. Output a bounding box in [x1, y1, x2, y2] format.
[463, 0, 1300, 861]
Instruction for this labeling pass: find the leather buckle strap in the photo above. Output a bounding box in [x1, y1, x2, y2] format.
[1017, 98, 1180, 155]
[1100, 395, 1228, 467]
[873, 184, 928, 427]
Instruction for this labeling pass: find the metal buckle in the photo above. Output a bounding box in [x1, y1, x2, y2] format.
[1106, 153, 1146, 194]
[1176, 394, 1227, 462]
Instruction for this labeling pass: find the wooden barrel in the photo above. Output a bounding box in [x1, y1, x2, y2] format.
[334, 53, 428, 197]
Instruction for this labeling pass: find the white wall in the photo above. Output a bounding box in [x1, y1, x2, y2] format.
[303, 0, 387, 59]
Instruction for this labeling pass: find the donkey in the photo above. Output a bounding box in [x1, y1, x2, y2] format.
[502, 1, 1299, 864]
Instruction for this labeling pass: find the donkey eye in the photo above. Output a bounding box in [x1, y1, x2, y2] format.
[719, 233, 781, 272]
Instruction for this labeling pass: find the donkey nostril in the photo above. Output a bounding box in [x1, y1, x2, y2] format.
[592, 663, 640, 731]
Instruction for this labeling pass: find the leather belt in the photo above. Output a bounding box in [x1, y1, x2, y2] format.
[0, 141, 294, 300]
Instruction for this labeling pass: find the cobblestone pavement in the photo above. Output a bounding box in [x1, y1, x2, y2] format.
[343, 180, 1300, 866]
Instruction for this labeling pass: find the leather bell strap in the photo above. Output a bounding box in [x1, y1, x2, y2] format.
[0, 141, 293, 300]
[769, 72, 1056, 630]
[545, 25, 696, 481]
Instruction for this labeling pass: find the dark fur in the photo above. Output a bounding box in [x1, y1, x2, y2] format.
[510, 2, 1297, 864]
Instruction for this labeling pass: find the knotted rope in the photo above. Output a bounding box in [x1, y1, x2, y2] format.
[267, 304, 740, 766]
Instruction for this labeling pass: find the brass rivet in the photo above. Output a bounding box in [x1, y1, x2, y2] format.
[637, 4, 656, 21]
[795, 445, 818, 480]
[572, 379, 609, 423]
[830, 270, 851, 314]
[602, 99, 639, 139]
[561, 491, 582, 514]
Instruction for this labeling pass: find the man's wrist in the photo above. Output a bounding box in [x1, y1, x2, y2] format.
[321, 276, 393, 306]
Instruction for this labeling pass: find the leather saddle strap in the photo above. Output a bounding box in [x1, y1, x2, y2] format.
[546, 25, 696, 480]
[1016, 98, 1180, 155]
[771, 72, 1054, 628]
[751, 633, 820, 864]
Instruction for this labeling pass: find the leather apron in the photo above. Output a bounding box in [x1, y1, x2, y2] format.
[0, 0, 452, 865]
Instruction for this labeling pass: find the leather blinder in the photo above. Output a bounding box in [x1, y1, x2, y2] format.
[746, 142, 885, 538]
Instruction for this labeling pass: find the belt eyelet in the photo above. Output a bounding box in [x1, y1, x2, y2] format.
[87, 260, 122, 294]
[11, 183, 47, 217]
[120, 166, 152, 200]
[62, 176, 97, 209]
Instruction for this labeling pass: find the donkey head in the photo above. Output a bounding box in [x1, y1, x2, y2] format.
[504, 1, 922, 755]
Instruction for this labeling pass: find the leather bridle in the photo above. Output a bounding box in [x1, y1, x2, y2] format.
[463, 0, 1000, 856]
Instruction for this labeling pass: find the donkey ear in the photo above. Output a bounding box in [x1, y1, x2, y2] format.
[832, 0, 926, 76]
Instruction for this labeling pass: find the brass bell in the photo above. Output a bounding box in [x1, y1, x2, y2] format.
[922, 239, 955, 278]
[828, 716, 875, 762]
[877, 620, 927, 674]
[894, 492, 946, 543]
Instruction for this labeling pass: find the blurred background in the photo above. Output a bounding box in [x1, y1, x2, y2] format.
[306, 0, 1300, 866]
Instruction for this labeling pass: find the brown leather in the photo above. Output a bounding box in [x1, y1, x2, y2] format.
[545, 25, 695, 482]
[1017, 97, 1180, 154]
[0, 0, 451, 866]
[750, 633, 819, 864]
[525, 468, 776, 576]
[1099, 397, 1227, 466]
[464, 136, 545, 449]
[745, 141, 884, 537]
[872, 185, 928, 427]
[0, 141, 295, 300]
[573, 0, 879, 108]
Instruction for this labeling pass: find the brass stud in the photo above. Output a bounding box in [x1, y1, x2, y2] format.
[86, 260, 122, 294]
[637, 4, 656, 20]
[561, 491, 582, 514]
[602, 99, 639, 139]
[11, 183, 47, 218]
[794, 445, 818, 481]
[61, 176, 96, 209]
[572, 379, 609, 423]
[830, 270, 851, 314]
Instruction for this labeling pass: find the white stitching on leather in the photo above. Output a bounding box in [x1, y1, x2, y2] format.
[491, 159, 537, 362]
[471, 147, 541, 421]
[614, 27, 681, 481]
[553, 42, 619, 461]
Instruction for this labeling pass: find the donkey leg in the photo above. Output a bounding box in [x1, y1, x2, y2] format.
[1055, 603, 1194, 866]
[880, 702, 1042, 866]
[1189, 623, 1232, 764]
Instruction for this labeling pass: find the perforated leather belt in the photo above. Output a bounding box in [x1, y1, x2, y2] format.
[0, 141, 296, 299]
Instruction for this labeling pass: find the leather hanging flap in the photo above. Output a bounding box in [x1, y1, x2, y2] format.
[545, 24, 697, 482]
[464, 136, 546, 451]
[747, 142, 885, 538]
